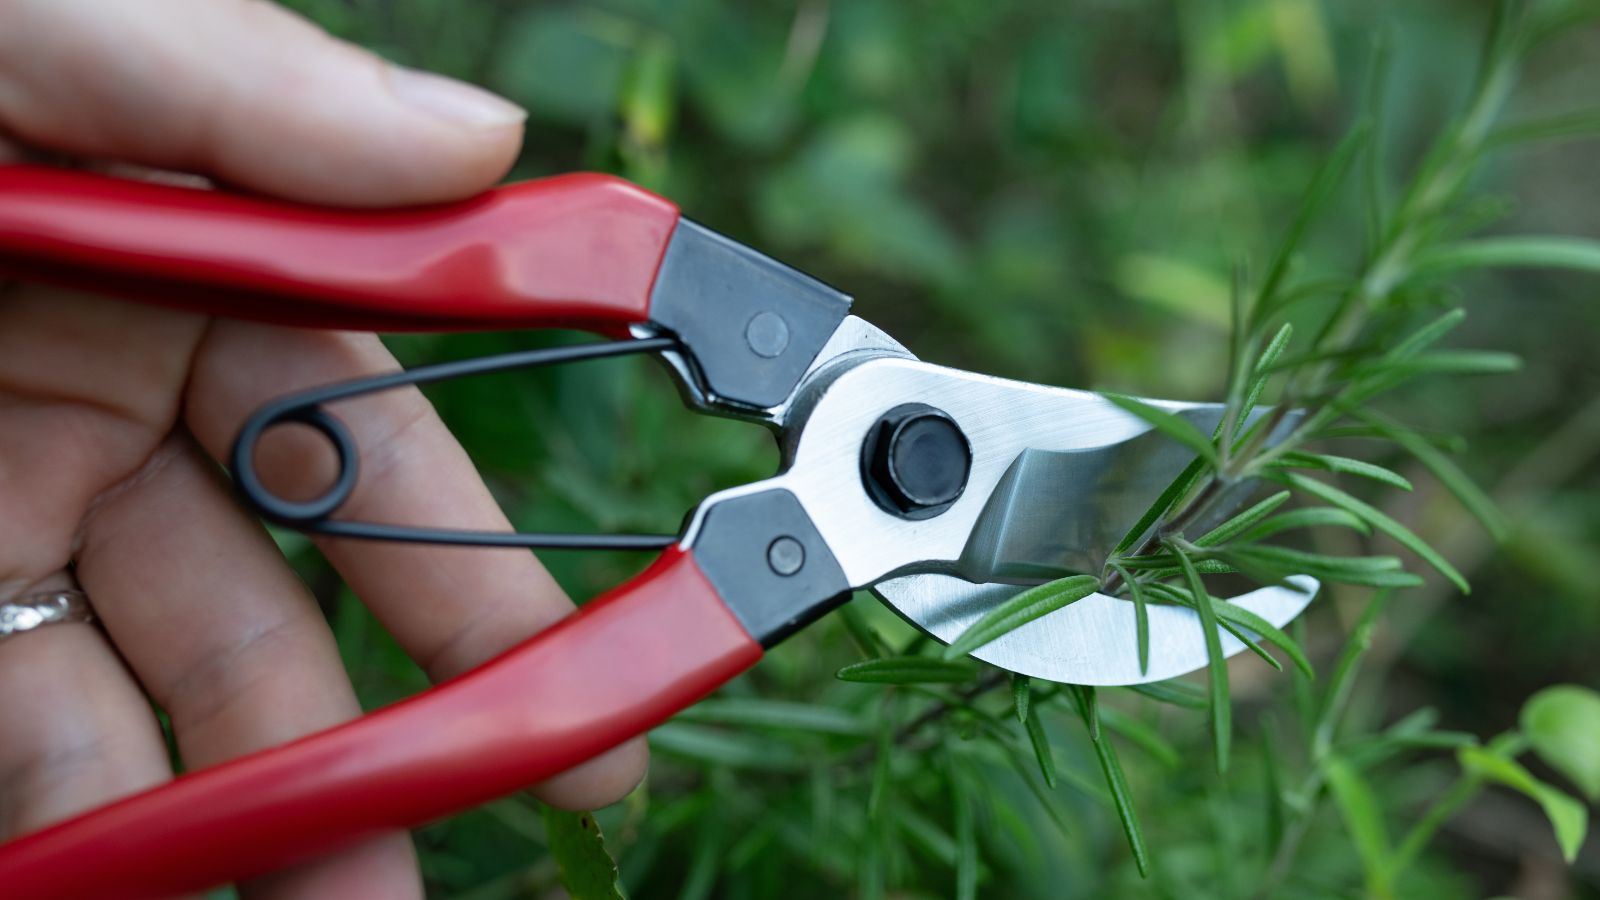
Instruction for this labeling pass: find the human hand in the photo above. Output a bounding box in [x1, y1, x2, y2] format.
[0, 1, 648, 897]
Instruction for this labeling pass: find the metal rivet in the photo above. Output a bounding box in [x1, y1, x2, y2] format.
[767, 536, 805, 576]
[745, 311, 791, 359]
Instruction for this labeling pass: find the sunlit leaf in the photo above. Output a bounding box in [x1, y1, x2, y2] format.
[942, 575, 1101, 659]
[542, 807, 625, 900]
[1460, 745, 1589, 862]
[1521, 684, 1600, 801]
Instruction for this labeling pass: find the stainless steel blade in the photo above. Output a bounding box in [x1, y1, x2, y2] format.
[682, 320, 1316, 681]
[873, 574, 1319, 684]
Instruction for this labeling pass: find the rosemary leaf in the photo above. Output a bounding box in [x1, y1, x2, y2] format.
[941, 575, 1101, 660]
[1281, 472, 1470, 592]
[1012, 673, 1031, 724]
[1171, 545, 1231, 772]
[1410, 235, 1600, 278]
[1108, 560, 1151, 675]
[1239, 507, 1372, 542]
[1071, 685, 1151, 877]
[837, 657, 977, 684]
[1195, 490, 1293, 546]
[1101, 393, 1219, 465]
[1271, 451, 1414, 491]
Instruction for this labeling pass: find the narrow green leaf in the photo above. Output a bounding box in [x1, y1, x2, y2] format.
[649, 723, 807, 771]
[1108, 561, 1150, 675]
[1521, 684, 1600, 802]
[941, 575, 1101, 659]
[1024, 708, 1058, 789]
[1242, 324, 1295, 417]
[1071, 686, 1150, 876]
[1316, 590, 1395, 755]
[1460, 745, 1589, 862]
[1281, 472, 1469, 592]
[1273, 451, 1414, 491]
[1325, 755, 1393, 893]
[868, 714, 892, 819]
[1012, 674, 1031, 724]
[951, 768, 979, 900]
[1098, 706, 1181, 768]
[1220, 543, 1401, 573]
[1356, 410, 1510, 541]
[679, 698, 870, 735]
[1489, 108, 1600, 147]
[1411, 235, 1600, 278]
[1113, 457, 1207, 554]
[1172, 546, 1230, 772]
[1354, 349, 1523, 379]
[837, 657, 977, 684]
[1101, 393, 1219, 465]
[1220, 545, 1422, 589]
[541, 807, 626, 900]
[896, 808, 958, 868]
[839, 601, 891, 658]
[1129, 679, 1209, 710]
[1195, 490, 1293, 546]
[1240, 507, 1372, 541]
[1214, 601, 1315, 678]
[1390, 308, 1467, 360]
[1143, 582, 1282, 673]
[1257, 121, 1371, 316]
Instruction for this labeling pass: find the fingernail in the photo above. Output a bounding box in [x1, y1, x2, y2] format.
[386, 65, 526, 128]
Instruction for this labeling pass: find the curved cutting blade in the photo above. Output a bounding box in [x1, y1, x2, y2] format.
[873, 574, 1319, 684]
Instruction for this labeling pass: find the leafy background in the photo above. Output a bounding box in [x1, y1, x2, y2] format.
[267, 0, 1600, 897]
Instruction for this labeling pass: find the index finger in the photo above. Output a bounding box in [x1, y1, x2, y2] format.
[0, 0, 524, 205]
[184, 322, 650, 810]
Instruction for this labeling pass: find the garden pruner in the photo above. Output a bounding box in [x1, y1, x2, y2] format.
[0, 165, 1317, 898]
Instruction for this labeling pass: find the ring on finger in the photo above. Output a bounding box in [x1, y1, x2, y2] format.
[0, 590, 96, 644]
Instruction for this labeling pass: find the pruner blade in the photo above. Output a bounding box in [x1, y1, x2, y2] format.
[873, 573, 1319, 685]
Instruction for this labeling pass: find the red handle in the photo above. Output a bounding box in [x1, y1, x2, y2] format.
[0, 549, 761, 900]
[0, 165, 681, 333]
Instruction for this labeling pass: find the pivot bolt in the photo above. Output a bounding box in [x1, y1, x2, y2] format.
[767, 536, 805, 576]
[861, 404, 972, 520]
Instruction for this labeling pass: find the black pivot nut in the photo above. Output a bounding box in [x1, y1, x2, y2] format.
[861, 403, 972, 520]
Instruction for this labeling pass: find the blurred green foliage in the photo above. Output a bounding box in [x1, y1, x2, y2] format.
[272, 0, 1600, 896]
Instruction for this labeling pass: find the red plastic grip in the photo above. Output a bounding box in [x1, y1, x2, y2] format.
[0, 549, 761, 900]
[0, 165, 681, 333]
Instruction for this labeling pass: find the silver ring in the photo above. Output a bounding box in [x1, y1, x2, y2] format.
[0, 590, 96, 643]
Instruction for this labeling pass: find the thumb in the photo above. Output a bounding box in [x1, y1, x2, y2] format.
[0, 0, 526, 206]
